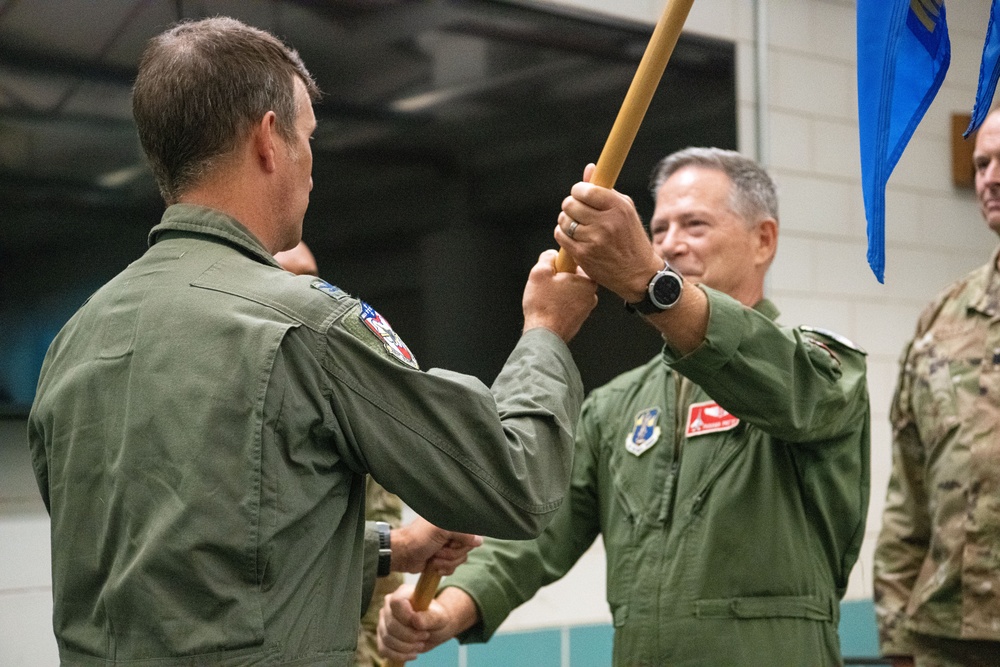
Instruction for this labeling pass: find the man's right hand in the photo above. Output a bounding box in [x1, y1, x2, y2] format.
[377, 586, 479, 663]
[521, 249, 598, 342]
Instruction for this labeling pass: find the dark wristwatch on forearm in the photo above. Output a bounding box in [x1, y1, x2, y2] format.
[625, 260, 684, 314]
[375, 521, 392, 577]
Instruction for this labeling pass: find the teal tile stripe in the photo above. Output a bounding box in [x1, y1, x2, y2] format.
[840, 598, 879, 657]
[412, 599, 878, 665]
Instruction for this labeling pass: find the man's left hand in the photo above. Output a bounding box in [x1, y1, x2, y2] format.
[390, 517, 483, 575]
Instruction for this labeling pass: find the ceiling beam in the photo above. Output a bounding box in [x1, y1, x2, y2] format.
[0, 44, 135, 86]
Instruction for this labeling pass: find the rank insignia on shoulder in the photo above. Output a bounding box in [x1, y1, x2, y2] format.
[799, 325, 866, 354]
[625, 407, 661, 456]
[310, 279, 342, 299]
[686, 401, 739, 438]
[359, 301, 419, 370]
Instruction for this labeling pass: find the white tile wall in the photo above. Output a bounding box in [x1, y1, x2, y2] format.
[919, 193, 995, 251]
[0, 419, 57, 666]
[767, 110, 814, 173]
[683, 0, 739, 41]
[0, 589, 58, 667]
[813, 118, 862, 179]
[773, 52, 856, 120]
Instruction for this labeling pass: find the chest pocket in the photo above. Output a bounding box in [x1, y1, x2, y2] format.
[606, 406, 745, 526]
[607, 406, 674, 525]
[676, 422, 745, 520]
[907, 328, 967, 452]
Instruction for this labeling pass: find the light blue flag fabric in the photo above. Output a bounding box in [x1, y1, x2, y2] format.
[967, 0, 1000, 136]
[857, 0, 950, 283]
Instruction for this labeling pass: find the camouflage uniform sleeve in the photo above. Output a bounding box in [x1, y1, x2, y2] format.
[356, 480, 404, 667]
[873, 337, 930, 657]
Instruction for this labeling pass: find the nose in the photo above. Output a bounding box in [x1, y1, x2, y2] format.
[983, 159, 1000, 188]
[655, 226, 687, 261]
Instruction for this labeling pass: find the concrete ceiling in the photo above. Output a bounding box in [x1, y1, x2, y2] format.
[0, 0, 735, 253]
[0, 0, 736, 401]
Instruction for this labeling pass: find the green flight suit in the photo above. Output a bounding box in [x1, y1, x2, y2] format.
[28, 204, 582, 666]
[446, 290, 870, 666]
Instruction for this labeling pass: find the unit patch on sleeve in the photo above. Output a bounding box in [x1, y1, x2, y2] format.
[686, 401, 739, 438]
[799, 325, 866, 354]
[359, 301, 419, 369]
[625, 407, 661, 456]
[310, 278, 343, 299]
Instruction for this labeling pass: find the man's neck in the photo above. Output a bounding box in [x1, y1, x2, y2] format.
[177, 170, 283, 254]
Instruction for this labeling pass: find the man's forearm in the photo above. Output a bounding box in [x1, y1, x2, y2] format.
[437, 587, 481, 639]
[641, 281, 709, 355]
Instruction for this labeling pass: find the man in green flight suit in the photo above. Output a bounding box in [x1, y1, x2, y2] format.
[27, 17, 598, 666]
[378, 148, 871, 667]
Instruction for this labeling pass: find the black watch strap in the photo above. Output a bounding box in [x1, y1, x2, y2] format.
[626, 261, 683, 314]
[626, 294, 666, 315]
[375, 521, 392, 577]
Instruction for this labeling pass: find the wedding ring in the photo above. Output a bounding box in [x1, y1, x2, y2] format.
[567, 220, 578, 239]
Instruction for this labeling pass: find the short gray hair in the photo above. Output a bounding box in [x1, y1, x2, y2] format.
[649, 147, 778, 226]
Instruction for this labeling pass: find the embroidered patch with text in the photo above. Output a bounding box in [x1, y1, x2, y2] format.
[310, 279, 342, 299]
[359, 301, 419, 369]
[685, 401, 739, 437]
[625, 407, 661, 456]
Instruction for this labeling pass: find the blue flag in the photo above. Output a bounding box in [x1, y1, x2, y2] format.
[967, 0, 1000, 136]
[857, 0, 950, 283]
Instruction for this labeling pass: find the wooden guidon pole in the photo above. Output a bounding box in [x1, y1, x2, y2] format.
[554, 0, 697, 273]
[384, 571, 442, 667]
[389, 2, 697, 664]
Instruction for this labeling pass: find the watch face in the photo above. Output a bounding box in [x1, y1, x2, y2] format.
[651, 271, 683, 308]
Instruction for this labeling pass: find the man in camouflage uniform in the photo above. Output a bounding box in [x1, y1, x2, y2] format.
[274, 243, 405, 667]
[356, 481, 404, 666]
[873, 109, 1000, 667]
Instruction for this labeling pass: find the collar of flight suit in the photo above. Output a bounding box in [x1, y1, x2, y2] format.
[148, 203, 284, 270]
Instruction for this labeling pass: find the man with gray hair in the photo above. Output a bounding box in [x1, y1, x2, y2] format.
[378, 148, 871, 666]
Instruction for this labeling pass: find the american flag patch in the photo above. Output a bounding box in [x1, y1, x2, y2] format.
[359, 302, 419, 369]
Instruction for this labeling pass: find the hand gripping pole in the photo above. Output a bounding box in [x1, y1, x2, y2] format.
[555, 0, 697, 273]
[384, 571, 442, 667]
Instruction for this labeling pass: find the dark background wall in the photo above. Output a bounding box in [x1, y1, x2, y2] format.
[0, 0, 736, 410]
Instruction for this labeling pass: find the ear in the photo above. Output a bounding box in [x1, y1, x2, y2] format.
[253, 111, 280, 173]
[753, 218, 778, 268]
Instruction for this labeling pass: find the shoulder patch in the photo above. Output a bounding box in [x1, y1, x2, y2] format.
[799, 325, 866, 355]
[310, 279, 345, 299]
[359, 301, 419, 369]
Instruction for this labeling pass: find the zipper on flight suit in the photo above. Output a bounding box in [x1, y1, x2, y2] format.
[687, 425, 744, 519]
[657, 373, 690, 524]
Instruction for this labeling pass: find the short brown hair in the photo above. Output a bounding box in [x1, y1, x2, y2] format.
[132, 17, 320, 203]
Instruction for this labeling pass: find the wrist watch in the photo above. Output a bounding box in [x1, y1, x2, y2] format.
[375, 521, 392, 577]
[626, 260, 684, 314]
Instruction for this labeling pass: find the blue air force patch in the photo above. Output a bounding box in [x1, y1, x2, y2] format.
[359, 301, 419, 369]
[625, 407, 661, 456]
[310, 279, 342, 298]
